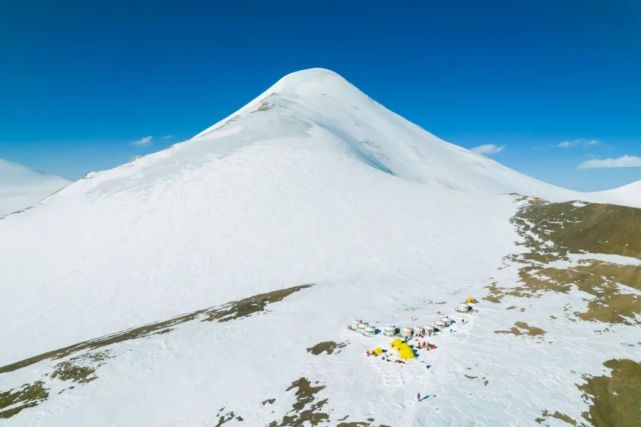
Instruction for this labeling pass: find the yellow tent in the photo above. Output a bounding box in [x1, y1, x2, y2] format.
[390, 339, 414, 360]
[372, 347, 384, 356]
[398, 343, 415, 360]
[466, 296, 478, 304]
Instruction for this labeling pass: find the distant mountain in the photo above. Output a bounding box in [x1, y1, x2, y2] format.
[593, 180, 641, 207]
[0, 159, 68, 217]
[0, 69, 639, 426]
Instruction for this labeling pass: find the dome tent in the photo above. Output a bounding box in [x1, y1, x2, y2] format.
[391, 338, 415, 360]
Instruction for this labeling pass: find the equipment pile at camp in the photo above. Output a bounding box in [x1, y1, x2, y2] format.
[347, 297, 478, 364]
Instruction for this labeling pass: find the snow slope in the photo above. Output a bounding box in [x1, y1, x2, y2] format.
[593, 179, 641, 208]
[0, 68, 561, 362]
[0, 159, 68, 217]
[0, 68, 639, 426]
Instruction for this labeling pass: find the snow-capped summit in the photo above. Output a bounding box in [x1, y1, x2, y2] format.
[194, 68, 576, 197]
[0, 159, 68, 217]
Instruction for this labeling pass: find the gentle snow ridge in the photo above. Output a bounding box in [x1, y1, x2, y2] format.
[592, 179, 641, 207]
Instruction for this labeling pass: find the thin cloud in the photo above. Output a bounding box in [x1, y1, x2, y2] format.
[162, 134, 174, 140]
[557, 138, 599, 149]
[470, 144, 505, 156]
[579, 155, 641, 169]
[132, 136, 153, 147]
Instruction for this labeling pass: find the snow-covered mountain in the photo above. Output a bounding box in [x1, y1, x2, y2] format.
[0, 159, 68, 217]
[1, 68, 528, 363]
[1, 69, 639, 426]
[193, 68, 577, 198]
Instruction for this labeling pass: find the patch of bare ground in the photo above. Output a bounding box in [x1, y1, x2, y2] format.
[50, 351, 112, 384]
[269, 378, 388, 427]
[306, 341, 347, 356]
[487, 198, 641, 325]
[492, 199, 641, 425]
[215, 407, 244, 426]
[579, 359, 641, 427]
[0, 381, 48, 419]
[269, 378, 329, 426]
[535, 409, 579, 426]
[495, 321, 545, 337]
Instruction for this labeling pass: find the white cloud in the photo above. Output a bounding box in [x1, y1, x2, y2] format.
[557, 138, 599, 149]
[470, 144, 505, 156]
[579, 155, 641, 169]
[132, 136, 153, 146]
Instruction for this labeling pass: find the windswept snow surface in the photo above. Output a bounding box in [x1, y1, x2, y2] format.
[0, 159, 68, 217]
[1, 69, 639, 426]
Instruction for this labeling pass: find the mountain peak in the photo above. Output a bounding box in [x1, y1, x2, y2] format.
[271, 68, 347, 92]
[259, 67, 359, 103]
[276, 67, 343, 83]
[191, 67, 363, 140]
[188, 68, 577, 199]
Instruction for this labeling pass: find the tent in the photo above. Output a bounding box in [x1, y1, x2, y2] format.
[383, 326, 396, 337]
[456, 303, 472, 313]
[390, 338, 415, 360]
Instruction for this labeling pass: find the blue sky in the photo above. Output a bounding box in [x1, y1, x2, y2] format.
[1, 0, 640, 190]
